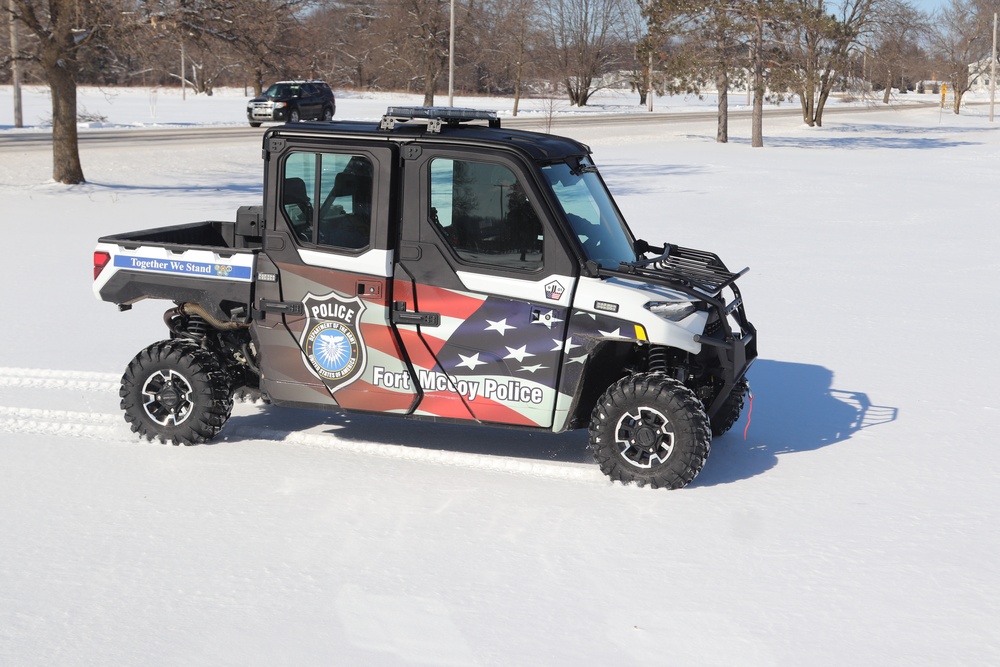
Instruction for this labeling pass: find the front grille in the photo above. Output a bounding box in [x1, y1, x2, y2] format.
[250, 103, 274, 119]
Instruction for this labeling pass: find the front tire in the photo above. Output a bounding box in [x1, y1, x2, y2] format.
[120, 340, 233, 445]
[710, 379, 749, 436]
[289, 108, 301, 122]
[589, 374, 711, 489]
[249, 121, 262, 128]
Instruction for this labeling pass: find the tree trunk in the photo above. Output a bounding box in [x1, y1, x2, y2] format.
[814, 66, 836, 127]
[512, 59, 523, 117]
[802, 84, 815, 126]
[716, 70, 729, 143]
[802, 31, 817, 127]
[49, 70, 83, 184]
[882, 76, 891, 104]
[815, 86, 831, 127]
[42, 46, 84, 183]
[423, 63, 438, 107]
[751, 18, 764, 148]
[953, 89, 963, 114]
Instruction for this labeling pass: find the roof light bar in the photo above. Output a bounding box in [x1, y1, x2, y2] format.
[380, 106, 500, 132]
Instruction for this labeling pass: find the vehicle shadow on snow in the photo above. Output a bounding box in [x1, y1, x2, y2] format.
[223, 359, 898, 484]
[228, 404, 594, 464]
[692, 359, 898, 487]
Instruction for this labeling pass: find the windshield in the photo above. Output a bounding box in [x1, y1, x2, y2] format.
[542, 159, 636, 267]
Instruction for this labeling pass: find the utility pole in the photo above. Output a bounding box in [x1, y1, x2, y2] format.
[647, 49, 653, 112]
[448, 0, 455, 107]
[8, 0, 22, 127]
[991, 12, 997, 122]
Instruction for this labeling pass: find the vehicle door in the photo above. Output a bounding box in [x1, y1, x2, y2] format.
[299, 84, 320, 119]
[253, 140, 419, 413]
[393, 145, 578, 428]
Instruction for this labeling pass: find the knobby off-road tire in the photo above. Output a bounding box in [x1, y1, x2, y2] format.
[120, 340, 233, 445]
[710, 379, 749, 437]
[589, 373, 711, 489]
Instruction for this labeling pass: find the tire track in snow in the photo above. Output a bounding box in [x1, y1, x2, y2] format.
[0, 372, 604, 485]
[0, 367, 119, 393]
[0, 406, 126, 440]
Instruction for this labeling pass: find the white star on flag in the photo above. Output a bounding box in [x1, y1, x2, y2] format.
[519, 364, 548, 374]
[485, 318, 516, 336]
[551, 337, 580, 352]
[598, 328, 622, 338]
[504, 345, 535, 362]
[533, 310, 564, 329]
[456, 352, 488, 370]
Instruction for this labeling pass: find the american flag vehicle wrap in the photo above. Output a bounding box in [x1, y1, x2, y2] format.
[286, 279, 643, 431]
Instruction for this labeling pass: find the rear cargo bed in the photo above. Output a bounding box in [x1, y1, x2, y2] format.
[94, 221, 258, 323]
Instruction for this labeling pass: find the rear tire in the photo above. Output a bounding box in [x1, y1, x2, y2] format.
[322, 106, 334, 121]
[120, 340, 233, 445]
[589, 373, 711, 489]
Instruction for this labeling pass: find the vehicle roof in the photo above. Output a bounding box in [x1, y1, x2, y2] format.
[263, 119, 591, 162]
[269, 80, 329, 85]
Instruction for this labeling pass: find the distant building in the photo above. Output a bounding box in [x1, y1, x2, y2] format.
[968, 57, 999, 92]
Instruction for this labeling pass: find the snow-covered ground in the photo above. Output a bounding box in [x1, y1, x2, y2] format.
[1, 86, 998, 666]
[0, 83, 944, 131]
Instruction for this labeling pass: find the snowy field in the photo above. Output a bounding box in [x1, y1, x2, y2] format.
[1, 86, 998, 666]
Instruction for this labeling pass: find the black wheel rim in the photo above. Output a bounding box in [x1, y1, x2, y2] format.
[141, 369, 194, 427]
[615, 406, 674, 468]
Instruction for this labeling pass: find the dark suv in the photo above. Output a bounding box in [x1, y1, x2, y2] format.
[247, 80, 336, 127]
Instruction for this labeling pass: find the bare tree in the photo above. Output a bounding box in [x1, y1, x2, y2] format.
[481, 0, 537, 113]
[931, 0, 1000, 114]
[539, 0, 628, 106]
[388, 0, 451, 106]
[866, 0, 929, 104]
[146, 0, 304, 95]
[309, 1, 388, 90]
[782, 0, 883, 127]
[7, 0, 131, 183]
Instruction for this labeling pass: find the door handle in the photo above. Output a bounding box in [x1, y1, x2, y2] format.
[258, 299, 304, 316]
[391, 301, 440, 327]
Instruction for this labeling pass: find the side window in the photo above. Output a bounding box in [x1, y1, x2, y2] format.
[282, 153, 316, 241]
[281, 152, 373, 251]
[429, 158, 543, 271]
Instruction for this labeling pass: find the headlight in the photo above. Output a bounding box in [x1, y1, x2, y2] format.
[645, 301, 696, 322]
[274, 102, 287, 109]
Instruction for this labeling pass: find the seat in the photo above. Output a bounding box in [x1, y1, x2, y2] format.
[282, 177, 313, 240]
[317, 159, 373, 249]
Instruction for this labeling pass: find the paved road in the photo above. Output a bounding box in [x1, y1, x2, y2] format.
[0, 100, 939, 150]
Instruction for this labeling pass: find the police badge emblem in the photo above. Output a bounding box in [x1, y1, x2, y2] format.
[299, 292, 368, 391]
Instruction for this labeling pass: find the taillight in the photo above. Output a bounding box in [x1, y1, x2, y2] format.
[93, 251, 110, 280]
